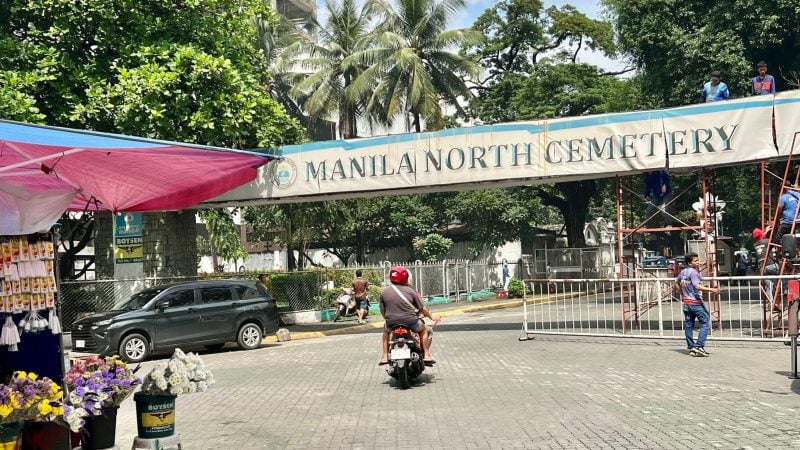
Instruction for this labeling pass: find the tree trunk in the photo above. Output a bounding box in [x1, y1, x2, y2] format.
[538, 180, 597, 247]
[210, 244, 220, 272]
[557, 181, 595, 247]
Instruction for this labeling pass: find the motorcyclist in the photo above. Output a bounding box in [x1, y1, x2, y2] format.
[378, 266, 439, 366]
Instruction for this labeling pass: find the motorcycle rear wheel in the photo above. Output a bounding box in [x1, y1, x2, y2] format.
[397, 365, 411, 389]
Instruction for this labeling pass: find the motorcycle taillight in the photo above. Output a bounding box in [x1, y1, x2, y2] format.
[393, 328, 409, 336]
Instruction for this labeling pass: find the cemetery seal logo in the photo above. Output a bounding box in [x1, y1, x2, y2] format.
[269, 158, 297, 189]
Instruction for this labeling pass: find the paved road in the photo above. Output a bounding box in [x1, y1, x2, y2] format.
[115, 306, 800, 449]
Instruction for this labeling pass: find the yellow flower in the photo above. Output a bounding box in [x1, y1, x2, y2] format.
[51, 406, 64, 416]
[37, 399, 52, 416]
[14, 371, 27, 380]
[10, 396, 20, 409]
[27, 372, 37, 381]
[0, 403, 12, 418]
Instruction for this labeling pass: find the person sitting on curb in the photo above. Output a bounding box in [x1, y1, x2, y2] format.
[378, 266, 440, 366]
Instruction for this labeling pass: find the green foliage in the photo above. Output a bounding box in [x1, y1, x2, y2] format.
[507, 278, 523, 298]
[0, 71, 46, 122]
[413, 234, 453, 261]
[0, 0, 304, 148]
[603, 0, 800, 105]
[444, 187, 555, 254]
[478, 63, 641, 123]
[198, 209, 247, 265]
[329, 268, 384, 290]
[321, 284, 382, 307]
[262, 271, 320, 308]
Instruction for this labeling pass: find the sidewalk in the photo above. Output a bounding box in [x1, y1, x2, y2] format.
[265, 296, 524, 342]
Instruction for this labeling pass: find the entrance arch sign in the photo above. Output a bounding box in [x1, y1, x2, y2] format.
[206, 93, 796, 206]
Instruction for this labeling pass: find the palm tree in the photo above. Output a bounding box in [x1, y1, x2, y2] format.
[281, 0, 373, 139]
[347, 0, 483, 132]
[251, 15, 307, 121]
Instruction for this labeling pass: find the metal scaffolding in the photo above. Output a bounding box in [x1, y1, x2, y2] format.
[759, 132, 800, 337]
[615, 170, 721, 333]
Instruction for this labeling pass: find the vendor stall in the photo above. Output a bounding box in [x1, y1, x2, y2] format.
[0, 119, 275, 381]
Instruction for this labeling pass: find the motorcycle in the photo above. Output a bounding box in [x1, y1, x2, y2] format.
[332, 288, 362, 322]
[387, 319, 438, 389]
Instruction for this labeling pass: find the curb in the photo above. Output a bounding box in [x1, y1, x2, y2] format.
[261, 299, 526, 343]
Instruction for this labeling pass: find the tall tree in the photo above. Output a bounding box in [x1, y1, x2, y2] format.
[280, 0, 373, 139]
[0, 0, 305, 276]
[0, 0, 304, 147]
[467, 0, 638, 246]
[347, 0, 483, 132]
[603, 0, 800, 105]
[444, 187, 554, 255]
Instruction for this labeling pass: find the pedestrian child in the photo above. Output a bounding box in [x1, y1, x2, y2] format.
[675, 253, 720, 356]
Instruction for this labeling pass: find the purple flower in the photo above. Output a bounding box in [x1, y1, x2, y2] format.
[74, 386, 86, 397]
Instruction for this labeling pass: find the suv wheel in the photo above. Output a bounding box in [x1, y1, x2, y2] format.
[237, 323, 262, 350]
[119, 333, 150, 363]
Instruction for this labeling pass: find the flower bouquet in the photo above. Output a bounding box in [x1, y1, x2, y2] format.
[0, 372, 64, 445]
[62, 356, 141, 433]
[133, 349, 214, 439]
[140, 349, 215, 396]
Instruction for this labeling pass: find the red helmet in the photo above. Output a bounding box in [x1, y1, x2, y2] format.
[389, 266, 409, 285]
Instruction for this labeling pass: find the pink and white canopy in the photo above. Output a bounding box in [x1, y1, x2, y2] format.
[0, 120, 274, 235]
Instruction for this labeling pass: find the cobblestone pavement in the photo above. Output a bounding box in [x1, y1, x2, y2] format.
[115, 307, 800, 449]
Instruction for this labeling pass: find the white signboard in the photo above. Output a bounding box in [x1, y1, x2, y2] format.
[208, 96, 780, 205]
[774, 90, 800, 156]
[664, 97, 776, 169]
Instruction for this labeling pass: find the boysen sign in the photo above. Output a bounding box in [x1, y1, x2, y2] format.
[207, 94, 787, 206]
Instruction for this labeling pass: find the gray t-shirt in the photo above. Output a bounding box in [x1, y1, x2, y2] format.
[379, 284, 423, 327]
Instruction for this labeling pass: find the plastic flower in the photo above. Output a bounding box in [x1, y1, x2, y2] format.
[0, 371, 63, 424]
[61, 356, 141, 432]
[140, 348, 215, 396]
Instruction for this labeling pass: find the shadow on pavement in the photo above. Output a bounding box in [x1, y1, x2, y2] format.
[380, 372, 436, 390]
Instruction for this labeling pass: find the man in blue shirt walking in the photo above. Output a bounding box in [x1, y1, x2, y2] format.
[752, 61, 776, 95]
[700, 71, 730, 102]
[675, 253, 720, 356]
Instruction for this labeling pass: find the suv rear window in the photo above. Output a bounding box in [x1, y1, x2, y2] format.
[200, 286, 233, 304]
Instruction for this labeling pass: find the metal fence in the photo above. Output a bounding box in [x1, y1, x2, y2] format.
[58, 259, 515, 330]
[520, 275, 796, 341]
[520, 245, 616, 280]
